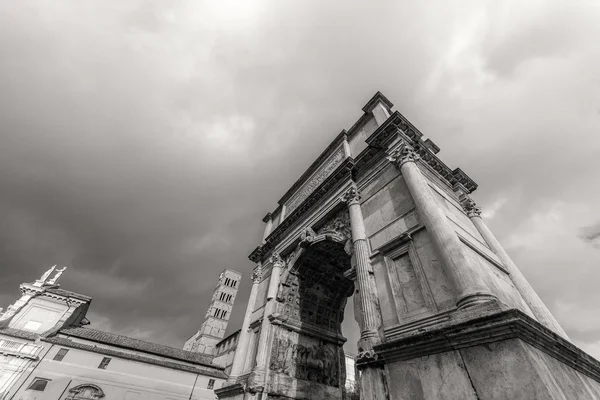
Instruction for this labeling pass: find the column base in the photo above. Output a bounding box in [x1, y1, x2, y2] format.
[245, 370, 266, 393]
[456, 292, 498, 310]
[358, 328, 382, 358]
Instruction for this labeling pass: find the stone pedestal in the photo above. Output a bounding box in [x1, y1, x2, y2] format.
[365, 303, 600, 400]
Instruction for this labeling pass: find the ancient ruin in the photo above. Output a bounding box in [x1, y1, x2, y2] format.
[216, 92, 600, 399]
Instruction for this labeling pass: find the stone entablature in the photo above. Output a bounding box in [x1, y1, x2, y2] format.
[285, 146, 346, 215]
[250, 93, 477, 265]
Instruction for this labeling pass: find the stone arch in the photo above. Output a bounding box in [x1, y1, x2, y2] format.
[268, 209, 355, 397]
[65, 384, 105, 399]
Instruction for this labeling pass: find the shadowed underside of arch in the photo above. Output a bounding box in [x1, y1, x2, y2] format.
[268, 237, 354, 399]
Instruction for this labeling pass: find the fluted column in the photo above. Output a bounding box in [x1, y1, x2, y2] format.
[461, 197, 570, 339]
[341, 187, 381, 349]
[227, 265, 263, 380]
[387, 143, 497, 309]
[248, 253, 284, 389]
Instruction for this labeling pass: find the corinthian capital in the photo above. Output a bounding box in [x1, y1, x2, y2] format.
[461, 197, 482, 218]
[251, 266, 262, 283]
[340, 186, 361, 205]
[386, 143, 421, 168]
[269, 252, 285, 268]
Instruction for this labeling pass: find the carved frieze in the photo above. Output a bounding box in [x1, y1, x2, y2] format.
[270, 327, 342, 387]
[286, 148, 345, 215]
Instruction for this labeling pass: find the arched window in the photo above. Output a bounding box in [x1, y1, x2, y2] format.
[27, 378, 50, 391]
[65, 384, 105, 399]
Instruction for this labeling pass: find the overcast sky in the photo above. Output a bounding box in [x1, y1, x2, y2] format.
[1, 0, 599, 358]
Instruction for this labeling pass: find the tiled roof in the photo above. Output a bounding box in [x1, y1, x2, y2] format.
[59, 326, 216, 368]
[45, 288, 92, 301]
[44, 336, 227, 379]
[0, 327, 38, 340]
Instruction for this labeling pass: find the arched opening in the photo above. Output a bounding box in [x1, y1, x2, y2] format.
[270, 237, 355, 397]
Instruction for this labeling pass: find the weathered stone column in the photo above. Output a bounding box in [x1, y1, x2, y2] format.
[248, 253, 284, 390]
[388, 143, 497, 309]
[461, 197, 570, 339]
[227, 264, 262, 380]
[341, 187, 381, 349]
[341, 186, 387, 400]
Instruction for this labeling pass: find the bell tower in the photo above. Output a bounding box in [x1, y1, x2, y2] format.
[184, 269, 242, 355]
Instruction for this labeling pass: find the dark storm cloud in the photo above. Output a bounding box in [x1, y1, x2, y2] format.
[1, 0, 599, 357]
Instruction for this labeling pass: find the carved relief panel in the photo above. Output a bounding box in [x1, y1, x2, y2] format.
[269, 326, 344, 388]
[384, 242, 437, 323]
[285, 147, 346, 215]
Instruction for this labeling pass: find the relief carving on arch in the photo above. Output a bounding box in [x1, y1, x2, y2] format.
[269, 327, 342, 387]
[317, 208, 352, 246]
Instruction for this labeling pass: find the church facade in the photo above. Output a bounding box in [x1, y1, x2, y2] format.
[0, 267, 227, 400]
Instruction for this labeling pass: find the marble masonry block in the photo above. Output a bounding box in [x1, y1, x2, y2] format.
[370, 305, 600, 400]
[363, 175, 415, 237]
[359, 163, 399, 201]
[411, 230, 456, 311]
[386, 351, 478, 400]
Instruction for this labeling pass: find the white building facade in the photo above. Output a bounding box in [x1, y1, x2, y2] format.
[0, 267, 227, 400]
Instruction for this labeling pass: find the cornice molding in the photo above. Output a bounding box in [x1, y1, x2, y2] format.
[249, 158, 354, 263]
[214, 382, 246, 396]
[356, 112, 477, 194]
[251, 95, 479, 262]
[363, 307, 600, 384]
[278, 132, 348, 206]
[361, 91, 394, 113]
[269, 313, 347, 346]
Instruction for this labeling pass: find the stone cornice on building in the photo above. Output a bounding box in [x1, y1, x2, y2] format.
[249, 158, 354, 262]
[357, 111, 477, 193]
[278, 130, 349, 207]
[361, 91, 394, 113]
[59, 326, 216, 368]
[44, 336, 227, 379]
[364, 304, 600, 384]
[269, 313, 347, 346]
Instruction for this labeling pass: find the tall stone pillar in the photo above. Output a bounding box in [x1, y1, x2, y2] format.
[227, 264, 263, 381]
[341, 186, 387, 400]
[341, 186, 381, 348]
[387, 143, 497, 309]
[247, 253, 284, 392]
[461, 196, 570, 339]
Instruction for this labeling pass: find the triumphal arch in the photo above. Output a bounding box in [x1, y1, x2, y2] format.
[216, 93, 600, 399]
